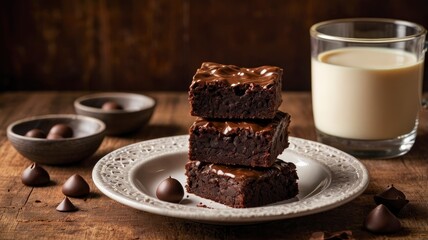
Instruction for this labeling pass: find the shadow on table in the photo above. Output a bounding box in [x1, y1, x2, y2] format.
[78, 123, 186, 168]
[139, 123, 187, 139]
[113, 123, 186, 141]
[407, 131, 428, 158]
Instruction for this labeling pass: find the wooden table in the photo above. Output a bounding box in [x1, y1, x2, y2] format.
[1, 91, 427, 239]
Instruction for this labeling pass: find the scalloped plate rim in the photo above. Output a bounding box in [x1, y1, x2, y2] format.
[92, 135, 369, 224]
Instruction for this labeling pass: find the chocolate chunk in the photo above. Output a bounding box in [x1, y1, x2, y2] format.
[374, 185, 409, 214]
[156, 176, 184, 203]
[364, 204, 401, 234]
[21, 163, 50, 186]
[49, 124, 74, 138]
[310, 230, 354, 240]
[25, 129, 47, 138]
[102, 101, 123, 110]
[62, 174, 90, 198]
[56, 197, 78, 212]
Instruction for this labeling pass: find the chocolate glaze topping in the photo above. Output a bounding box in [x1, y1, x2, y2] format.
[192, 62, 282, 88]
[207, 160, 292, 179]
[194, 112, 289, 135]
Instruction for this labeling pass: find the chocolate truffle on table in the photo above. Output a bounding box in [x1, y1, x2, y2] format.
[156, 176, 184, 203]
[189, 111, 290, 167]
[185, 160, 298, 208]
[21, 163, 50, 186]
[189, 62, 283, 119]
[62, 174, 90, 198]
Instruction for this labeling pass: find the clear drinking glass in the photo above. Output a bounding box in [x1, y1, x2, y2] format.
[310, 18, 427, 158]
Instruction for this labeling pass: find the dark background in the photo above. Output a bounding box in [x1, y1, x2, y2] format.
[1, 0, 427, 91]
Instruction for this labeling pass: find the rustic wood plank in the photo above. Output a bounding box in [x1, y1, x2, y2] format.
[0, 0, 189, 91]
[0, 91, 427, 239]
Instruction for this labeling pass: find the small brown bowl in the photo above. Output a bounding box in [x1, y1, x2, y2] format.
[7, 114, 106, 165]
[74, 92, 156, 135]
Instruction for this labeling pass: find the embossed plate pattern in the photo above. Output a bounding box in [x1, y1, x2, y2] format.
[92, 135, 369, 224]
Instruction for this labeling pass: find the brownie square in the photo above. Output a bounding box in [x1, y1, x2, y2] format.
[189, 111, 290, 167]
[189, 62, 283, 119]
[185, 160, 299, 208]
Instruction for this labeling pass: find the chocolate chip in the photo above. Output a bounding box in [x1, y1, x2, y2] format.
[21, 163, 50, 186]
[364, 204, 401, 234]
[156, 176, 184, 203]
[62, 174, 90, 198]
[56, 197, 78, 212]
[374, 185, 409, 214]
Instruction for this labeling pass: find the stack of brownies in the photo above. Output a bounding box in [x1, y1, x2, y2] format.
[185, 62, 299, 208]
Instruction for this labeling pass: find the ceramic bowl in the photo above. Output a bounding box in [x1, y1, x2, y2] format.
[74, 92, 156, 135]
[7, 114, 106, 165]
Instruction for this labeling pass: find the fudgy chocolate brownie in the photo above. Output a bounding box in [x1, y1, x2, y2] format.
[185, 160, 299, 208]
[189, 62, 283, 119]
[189, 111, 290, 167]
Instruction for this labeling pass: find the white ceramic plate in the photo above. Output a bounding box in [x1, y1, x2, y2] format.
[93, 135, 369, 224]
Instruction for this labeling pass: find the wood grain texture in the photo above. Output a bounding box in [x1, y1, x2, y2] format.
[0, 91, 427, 240]
[1, 1, 428, 91]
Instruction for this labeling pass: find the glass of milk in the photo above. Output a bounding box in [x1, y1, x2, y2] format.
[310, 18, 426, 158]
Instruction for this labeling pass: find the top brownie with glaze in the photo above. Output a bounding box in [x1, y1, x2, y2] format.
[189, 62, 283, 119]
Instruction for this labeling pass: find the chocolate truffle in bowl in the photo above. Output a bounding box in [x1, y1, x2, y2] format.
[48, 123, 74, 138]
[7, 114, 106, 165]
[74, 92, 156, 135]
[25, 129, 47, 138]
[101, 101, 123, 111]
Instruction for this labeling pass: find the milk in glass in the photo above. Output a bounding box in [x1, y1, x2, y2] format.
[311, 47, 423, 140]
